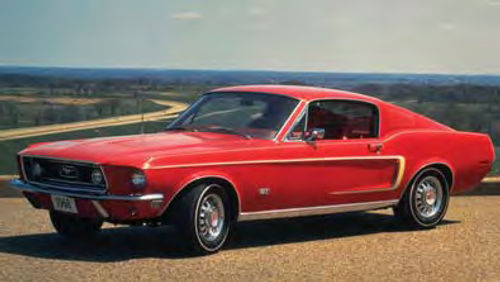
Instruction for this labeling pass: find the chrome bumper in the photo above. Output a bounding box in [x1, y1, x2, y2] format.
[10, 179, 164, 201]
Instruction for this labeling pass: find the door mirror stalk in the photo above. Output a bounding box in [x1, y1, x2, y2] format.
[305, 128, 325, 143]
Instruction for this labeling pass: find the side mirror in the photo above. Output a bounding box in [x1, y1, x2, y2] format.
[305, 128, 325, 142]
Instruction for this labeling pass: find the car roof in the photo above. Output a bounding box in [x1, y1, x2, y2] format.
[211, 85, 382, 103]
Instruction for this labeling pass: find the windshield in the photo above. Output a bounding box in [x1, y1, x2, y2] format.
[167, 92, 299, 139]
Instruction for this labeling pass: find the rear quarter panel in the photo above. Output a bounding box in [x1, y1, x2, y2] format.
[384, 130, 495, 196]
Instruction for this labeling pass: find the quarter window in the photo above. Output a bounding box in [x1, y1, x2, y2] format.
[288, 114, 306, 140]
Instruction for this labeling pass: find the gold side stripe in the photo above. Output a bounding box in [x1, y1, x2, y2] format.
[329, 156, 406, 195]
[146, 155, 405, 170]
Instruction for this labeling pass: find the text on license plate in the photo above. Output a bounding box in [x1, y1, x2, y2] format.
[51, 195, 78, 214]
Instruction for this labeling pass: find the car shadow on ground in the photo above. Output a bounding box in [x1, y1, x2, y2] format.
[0, 212, 459, 261]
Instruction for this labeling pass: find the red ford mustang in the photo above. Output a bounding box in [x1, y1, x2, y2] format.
[11, 85, 495, 254]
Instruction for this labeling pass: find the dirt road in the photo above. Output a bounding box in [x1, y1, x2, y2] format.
[0, 100, 187, 141]
[0, 195, 499, 281]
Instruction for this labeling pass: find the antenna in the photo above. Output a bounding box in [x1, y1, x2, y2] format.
[140, 93, 145, 134]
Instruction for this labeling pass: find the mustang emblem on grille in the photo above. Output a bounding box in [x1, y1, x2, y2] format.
[59, 165, 78, 179]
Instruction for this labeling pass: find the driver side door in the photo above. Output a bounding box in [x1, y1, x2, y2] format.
[281, 99, 402, 206]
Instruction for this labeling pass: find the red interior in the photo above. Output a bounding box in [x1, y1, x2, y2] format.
[308, 107, 374, 139]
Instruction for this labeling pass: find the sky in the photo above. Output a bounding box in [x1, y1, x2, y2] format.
[1, 0, 500, 74]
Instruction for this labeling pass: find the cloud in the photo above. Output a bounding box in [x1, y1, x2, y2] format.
[439, 23, 455, 31]
[245, 23, 271, 31]
[248, 7, 267, 16]
[172, 11, 202, 20]
[485, 0, 500, 6]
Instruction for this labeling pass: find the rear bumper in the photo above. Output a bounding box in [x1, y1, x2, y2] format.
[10, 179, 165, 221]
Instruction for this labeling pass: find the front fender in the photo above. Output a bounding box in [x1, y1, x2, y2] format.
[146, 167, 242, 218]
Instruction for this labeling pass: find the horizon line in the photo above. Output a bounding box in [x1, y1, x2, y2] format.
[0, 63, 499, 77]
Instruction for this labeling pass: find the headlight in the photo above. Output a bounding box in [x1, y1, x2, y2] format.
[131, 170, 146, 188]
[91, 169, 104, 185]
[32, 163, 43, 177]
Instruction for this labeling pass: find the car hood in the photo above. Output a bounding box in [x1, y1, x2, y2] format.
[20, 131, 269, 167]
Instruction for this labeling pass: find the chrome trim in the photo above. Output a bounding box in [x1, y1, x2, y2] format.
[305, 99, 311, 138]
[165, 96, 204, 130]
[101, 164, 109, 190]
[20, 154, 100, 165]
[284, 105, 307, 142]
[20, 155, 109, 192]
[44, 177, 104, 188]
[27, 180, 107, 195]
[273, 100, 304, 142]
[10, 179, 164, 201]
[238, 199, 399, 221]
[57, 164, 79, 179]
[20, 155, 27, 180]
[92, 200, 109, 218]
[306, 128, 326, 141]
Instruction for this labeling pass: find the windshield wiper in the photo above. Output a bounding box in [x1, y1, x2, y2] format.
[166, 125, 251, 139]
[165, 126, 197, 132]
[199, 126, 252, 139]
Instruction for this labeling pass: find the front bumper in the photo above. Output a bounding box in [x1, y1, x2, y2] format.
[10, 179, 165, 221]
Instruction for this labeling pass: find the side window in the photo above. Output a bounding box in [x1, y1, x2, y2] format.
[307, 100, 378, 140]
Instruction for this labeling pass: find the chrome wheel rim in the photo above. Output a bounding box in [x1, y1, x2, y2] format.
[197, 193, 225, 243]
[415, 175, 443, 218]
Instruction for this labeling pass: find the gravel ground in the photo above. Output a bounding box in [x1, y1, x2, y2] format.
[0, 196, 499, 282]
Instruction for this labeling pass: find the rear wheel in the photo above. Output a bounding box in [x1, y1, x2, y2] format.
[173, 183, 232, 255]
[50, 211, 103, 238]
[394, 168, 449, 228]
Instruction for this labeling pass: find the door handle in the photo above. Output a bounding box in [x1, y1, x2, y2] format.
[368, 143, 383, 153]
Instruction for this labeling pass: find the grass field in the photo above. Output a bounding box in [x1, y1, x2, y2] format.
[0, 85, 200, 175]
[0, 119, 173, 174]
[0, 84, 498, 176]
[0, 121, 498, 176]
[493, 147, 500, 175]
[0, 96, 166, 130]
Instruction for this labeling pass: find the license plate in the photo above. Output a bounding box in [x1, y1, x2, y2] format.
[51, 195, 78, 214]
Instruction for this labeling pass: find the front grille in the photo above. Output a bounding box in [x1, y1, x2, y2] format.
[22, 156, 107, 194]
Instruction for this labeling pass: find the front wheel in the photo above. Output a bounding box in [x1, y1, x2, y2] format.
[50, 211, 103, 238]
[394, 168, 450, 228]
[174, 183, 232, 255]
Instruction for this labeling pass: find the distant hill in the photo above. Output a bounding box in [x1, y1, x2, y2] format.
[1, 66, 500, 88]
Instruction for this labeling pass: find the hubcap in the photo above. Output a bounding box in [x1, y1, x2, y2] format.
[425, 189, 437, 205]
[415, 175, 443, 218]
[197, 193, 225, 243]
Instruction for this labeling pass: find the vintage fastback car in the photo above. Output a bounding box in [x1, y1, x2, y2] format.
[11, 85, 495, 254]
